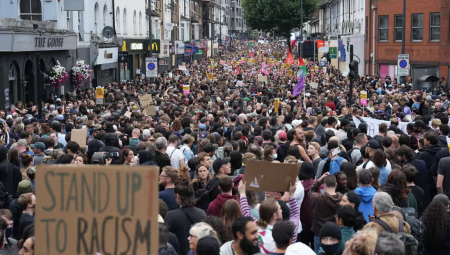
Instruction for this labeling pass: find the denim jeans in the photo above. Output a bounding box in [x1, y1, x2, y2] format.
[314, 235, 321, 254]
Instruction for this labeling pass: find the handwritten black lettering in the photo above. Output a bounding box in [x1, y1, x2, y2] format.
[81, 172, 96, 213]
[66, 173, 78, 212]
[117, 172, 130, 216]
[43, 171, 56, 211]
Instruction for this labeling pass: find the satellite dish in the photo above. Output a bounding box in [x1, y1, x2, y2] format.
[102, 26, 114, 39]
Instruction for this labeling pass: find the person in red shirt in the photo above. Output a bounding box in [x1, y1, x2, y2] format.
[325, 95, 336, 111]
[207, 175, 238, 216]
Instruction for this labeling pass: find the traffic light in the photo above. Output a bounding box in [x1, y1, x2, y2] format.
[349, 61, 359, 79]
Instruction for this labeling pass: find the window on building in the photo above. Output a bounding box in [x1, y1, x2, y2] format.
[411, 13, 423, 41]
[430, 12, 440, 41]
[155, 21, 161, 39]
[378, 15, 388, 42]
[394, 15, 403, 41]
[123, 9, 127, 34]
[191, 24, 195, 39]
[103, 5, 108, 27]
[94, 3, 99, 34]
[139, 12, 142, 35]
[20, 0, 42, 21]
[181, 23, 185, 41]
[116, 8, 120, 33]
[133, 11, 137, 34]
[365, 16, 368, 42]
[78, 11, 83, 40]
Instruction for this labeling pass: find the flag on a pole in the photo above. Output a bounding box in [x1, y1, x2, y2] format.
[235, 66, 239, 75]
[285, 47, 295, 65]
[298, 56, 307, 76]
[293, 72, 305, 97]
[261, 62, 268, 75]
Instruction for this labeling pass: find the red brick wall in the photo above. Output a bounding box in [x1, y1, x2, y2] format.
[364, 0, 450, 78]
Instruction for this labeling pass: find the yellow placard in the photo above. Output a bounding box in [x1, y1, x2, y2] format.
[288, 70, 293, 76]
[95, 87, 104, 99]
[360, 91, 368, 99]
[207, 73, 214, 80]
[182, 62, 186, 66]
[274, 98, 280, 113]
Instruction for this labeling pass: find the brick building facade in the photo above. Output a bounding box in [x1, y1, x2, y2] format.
[364, 0, 450, 90]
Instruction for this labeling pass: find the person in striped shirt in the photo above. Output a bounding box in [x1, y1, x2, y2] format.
[237, 180, 300, 253]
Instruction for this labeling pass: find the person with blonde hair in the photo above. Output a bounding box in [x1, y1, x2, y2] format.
[432, 118, 442, 131]
[342, 230, 378, 255]
[307, 142, 322, 173]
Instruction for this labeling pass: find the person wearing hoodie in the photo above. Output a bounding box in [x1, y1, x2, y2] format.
[165, 180, 206, 255]
[309, 173, 343, 254]
[269, 116, 284, 137]
[297, 162, 316, 249]
[354, 169, 376, 222]
[417, 131, 442, 199]
[335, 205, 356, 255]
[318, 222, 342, 255]
[138, 150, 156, 166]
[207, 176, 238, 217]
[437, 124, 449, 148]
[0, 145, 22, 199]
[158, 223, 179, 255]
[99, 133, 122, 164]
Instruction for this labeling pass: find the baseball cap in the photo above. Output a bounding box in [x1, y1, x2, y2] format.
[426, 95, 432, 101]
[30, 142, 46, 150]
[56, 115, 64, 120]
[278, 131, 287, 141]
[212, 157, 231, 172]
[199, 131, 209, 141]
[199, 123, 207, 131]
[250, 113, 257, 118]
[17, 139, 28, 146]
[17, 180, 33, 194]
[172, 131, 183, 139]
[213, 132, 221, 141]
[292, 119, 302, 128]
[367, 139, 379, 149]
[285, 242, 316, 255]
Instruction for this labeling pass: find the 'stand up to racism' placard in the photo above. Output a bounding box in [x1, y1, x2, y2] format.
[35, 165, 159, 255]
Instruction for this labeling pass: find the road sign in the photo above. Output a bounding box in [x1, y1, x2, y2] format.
[397, 54, 410, 76]
[329, 47, 337, 59]
[146, 57, 158, 78]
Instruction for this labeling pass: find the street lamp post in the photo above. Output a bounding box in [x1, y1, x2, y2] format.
[299, 0, 303, 57]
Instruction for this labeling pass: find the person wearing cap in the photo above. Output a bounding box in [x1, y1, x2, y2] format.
[317, 221, 342, 255]
[30, 142, 46, 165]
[206, 157, 232, 203]
[248, 113, 258, 127]
[10, 180, 32, 240]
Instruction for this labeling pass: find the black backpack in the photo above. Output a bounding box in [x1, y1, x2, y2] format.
[194, 178, 219, 211]
[392, 207, 426, 244]
[0, 182, 12, 209]
[375, 217, 420, 255]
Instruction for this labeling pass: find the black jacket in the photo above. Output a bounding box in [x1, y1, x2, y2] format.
[165, 207, 207, 255]
[153, 151, 171, 173]
[0, 146, 21, 198]
[418, 144, 442, 198]
[138, 150, 157, 166]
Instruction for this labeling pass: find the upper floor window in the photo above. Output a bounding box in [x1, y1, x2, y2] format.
[139, 12, 142, 34]
[133, 11, 137, 34]
[123, 9, 127, 34]
[20, 0, 42, 21]
[103, 5, 108, 27]
[116, 8, 120, 33]
[430, 12, 440, 41]
[378, 15, 389, 42]
[94, 3, 99, 34]
[394, 15, 403, 41]
[411, 13, 423, 41]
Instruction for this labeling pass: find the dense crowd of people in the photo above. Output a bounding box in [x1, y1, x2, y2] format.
[0, 40, 449, 255]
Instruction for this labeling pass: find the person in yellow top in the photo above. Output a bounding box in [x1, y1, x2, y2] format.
[363, 191, 411, 234]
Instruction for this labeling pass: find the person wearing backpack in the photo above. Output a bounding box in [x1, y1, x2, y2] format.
[363, 191, 411, 234]
[348, 133, 367, 167]
[316, 141, 348, 179]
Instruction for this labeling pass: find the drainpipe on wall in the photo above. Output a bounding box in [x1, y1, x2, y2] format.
[372, 4, 376, 75]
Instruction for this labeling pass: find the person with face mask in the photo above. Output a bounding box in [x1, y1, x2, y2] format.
[318, 222, 342, 255]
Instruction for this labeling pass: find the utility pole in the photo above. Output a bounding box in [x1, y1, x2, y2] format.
[349, 45, 353, 105]
[401, 0, 406, 54]
[299, 0, 303, 57]
[148, 0, 153, 56]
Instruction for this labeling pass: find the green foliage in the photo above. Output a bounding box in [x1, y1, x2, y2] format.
[242, 0, 318, 36]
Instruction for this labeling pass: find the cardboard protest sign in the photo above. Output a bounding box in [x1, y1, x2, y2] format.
[178, 65, 186, 70]
[35, 165, 159, 255]
[243, 161, 298, 191]
[310, 82, 319, 89]
[257, 75, 267, 82]
[139, 94, 152, 107]
[145, 105, 156, 116]
[218, 81, 227, 89]
[71, 128, 88, 148]
[95, 98, 103, 105]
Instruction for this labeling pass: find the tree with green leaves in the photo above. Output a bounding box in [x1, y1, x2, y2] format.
[242, 0, 318, 51]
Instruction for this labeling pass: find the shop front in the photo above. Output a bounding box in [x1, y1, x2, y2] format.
[194, 49, 204, 61]
[94, 47, 119, 86]
[0, 32, 77, 107]
[175, 41, 185, 67]
[120, 39, 161, 80]
[183, 45, 197, 64]
[158, 40, 170, 73]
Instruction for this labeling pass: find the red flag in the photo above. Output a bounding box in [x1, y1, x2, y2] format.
[298, 56, 305, 66]
[285, 47, 295, 65]
[235, 66, 239, 75]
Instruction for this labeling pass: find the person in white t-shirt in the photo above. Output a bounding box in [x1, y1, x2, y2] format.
[220, 217, 263, 255]
[165, 134, 185, 169]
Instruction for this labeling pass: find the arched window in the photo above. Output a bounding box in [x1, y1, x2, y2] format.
[20, 0, 42, 21]
[133, 11, 137, 34]
[94, 3, 99, 34]
[123, 9, 127, 35]
[116, 7, 120, 33]
[139, 12, 142, 35]
[103, 4, 108, 27]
